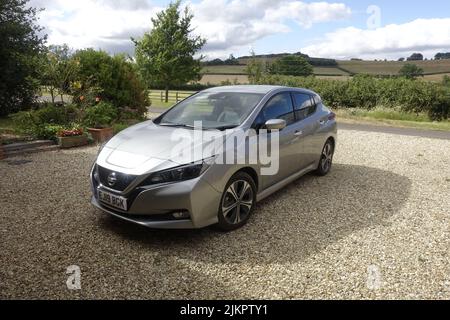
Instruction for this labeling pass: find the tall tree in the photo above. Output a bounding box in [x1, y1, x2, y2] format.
[407, 53, 424, 61]
[40, 44, 79, 104]
[0, 0, 46, 116]
[134, 1, 206, 102]
[245, 50, 265, 84]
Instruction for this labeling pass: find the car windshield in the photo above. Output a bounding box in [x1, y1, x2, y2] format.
[154, 91, 264, 130]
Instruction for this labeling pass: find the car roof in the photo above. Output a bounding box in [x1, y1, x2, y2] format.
[203, 85, 318, 96]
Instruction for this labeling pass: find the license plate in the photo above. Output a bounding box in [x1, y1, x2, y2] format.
[98, 190, 127, 211]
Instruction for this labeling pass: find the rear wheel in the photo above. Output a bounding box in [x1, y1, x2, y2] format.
[217, 172, 256, 231]
[315, 139, 334, 176]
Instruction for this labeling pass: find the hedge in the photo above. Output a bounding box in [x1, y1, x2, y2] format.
[256, 74, 450, 120]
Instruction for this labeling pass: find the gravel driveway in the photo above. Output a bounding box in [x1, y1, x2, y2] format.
[1, 129, 449, 299]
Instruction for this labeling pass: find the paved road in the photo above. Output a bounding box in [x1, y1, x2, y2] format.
[148, 107, 450, 140]
[339, 122, 450, 140]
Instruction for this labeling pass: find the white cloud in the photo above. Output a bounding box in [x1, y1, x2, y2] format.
[31, 0, 352, 58]
[190, 0, 351, 58]
[301, 18, 450, 60]
[31, 0, 160, 55]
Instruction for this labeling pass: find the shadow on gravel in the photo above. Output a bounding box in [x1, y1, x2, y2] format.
[98, 164, 412, 265]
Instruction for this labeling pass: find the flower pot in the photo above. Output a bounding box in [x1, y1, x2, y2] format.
[88, 127, 114, 143]
[57, 134, 88, 149]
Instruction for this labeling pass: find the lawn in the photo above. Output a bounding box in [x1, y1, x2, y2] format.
[335, 107, 450, 131]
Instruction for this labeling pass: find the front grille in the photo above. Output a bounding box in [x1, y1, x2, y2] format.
[97, 165, 137, 192]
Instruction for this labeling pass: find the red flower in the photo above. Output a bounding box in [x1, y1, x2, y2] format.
[57, 128, 83, 137]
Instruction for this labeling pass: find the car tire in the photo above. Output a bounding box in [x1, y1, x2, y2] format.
[216, 172, 257, 231]
[315, 139, 334, 176]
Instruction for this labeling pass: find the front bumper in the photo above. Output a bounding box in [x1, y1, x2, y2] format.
[91, 171, 222, 229]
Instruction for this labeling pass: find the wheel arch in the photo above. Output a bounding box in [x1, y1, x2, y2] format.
[235, 167, 259, 191]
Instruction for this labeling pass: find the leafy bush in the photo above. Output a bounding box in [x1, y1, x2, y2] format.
[83, 102, 118, 128]
[398, 64, 424, 79]
[256, 74, 450, 120]
[35, 124, 65, 140]
[118, 106, 145, 123]
[113, 123, 131, 134]
[72, 49, 149, 115]
[10, 104, 83, 139]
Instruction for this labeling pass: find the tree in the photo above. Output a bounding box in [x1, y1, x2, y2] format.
[134, 1, 206, 102]
[245, 50, 265, 84]
[0, 0, 46, 116]
[40, 44, 79, 104]
[398, 57, 405, 62]
[407, 53, 424, 61]
[399, 64, 424, 79]
[268, 55, 313, 77]
[435, 52, 450, 60]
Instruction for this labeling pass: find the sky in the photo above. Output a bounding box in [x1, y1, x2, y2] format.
[29, 0, 450, 60]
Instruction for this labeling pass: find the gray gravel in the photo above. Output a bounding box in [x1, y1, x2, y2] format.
[0, 130, 449, 299]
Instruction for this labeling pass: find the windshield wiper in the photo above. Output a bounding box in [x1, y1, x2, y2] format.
[158, 122, 195, 129]
[213, 125, 239, 131]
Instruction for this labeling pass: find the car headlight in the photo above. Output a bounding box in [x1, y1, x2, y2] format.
[141, 158, 215, 186]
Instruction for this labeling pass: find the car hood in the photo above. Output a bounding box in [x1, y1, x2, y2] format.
[96, 120, 232, 175]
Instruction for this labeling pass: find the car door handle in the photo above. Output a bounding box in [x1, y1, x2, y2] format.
[294, 130, 303, 136]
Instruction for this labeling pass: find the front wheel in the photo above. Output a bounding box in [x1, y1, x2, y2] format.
[315, 139, 334, 176]
[216, 172, 257, 231]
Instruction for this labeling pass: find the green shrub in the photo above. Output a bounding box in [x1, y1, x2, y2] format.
[72, 49, 149, 116]
[268, 55, 314, 77]
[113, 123, 131, 134]
[35, 124, 64, 140]
[83, 102, 118, 128]
[256, 74, 450, 120]
[10, 104, 83, 139]
[118, 106, 145, 123]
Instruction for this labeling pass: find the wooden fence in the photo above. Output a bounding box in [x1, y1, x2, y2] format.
[148, 90, 197, 103]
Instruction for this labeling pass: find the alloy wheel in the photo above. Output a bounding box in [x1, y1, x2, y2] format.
[222, 180, 254, 225]
[321, 142, 333, 173]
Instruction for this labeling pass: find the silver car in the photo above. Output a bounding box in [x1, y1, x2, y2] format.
[90, 85, 337, 231]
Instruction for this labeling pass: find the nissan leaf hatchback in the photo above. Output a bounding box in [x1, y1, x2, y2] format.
[90, 85, 337, 231]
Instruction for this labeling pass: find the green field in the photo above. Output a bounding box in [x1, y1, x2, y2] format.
[338, 59, 450, 75]
[202, 65, 247, 74]
[200, 59, 450, 84]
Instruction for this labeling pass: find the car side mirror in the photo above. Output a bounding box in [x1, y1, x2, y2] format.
[264, 119, 286, 131]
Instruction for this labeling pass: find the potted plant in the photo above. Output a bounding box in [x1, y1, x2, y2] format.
[84, 102, 117, 143]
[57, 126, 88, 148]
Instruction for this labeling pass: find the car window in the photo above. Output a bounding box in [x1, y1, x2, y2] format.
[293, 92, 316, 121]
[260, 92, 295, 126]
